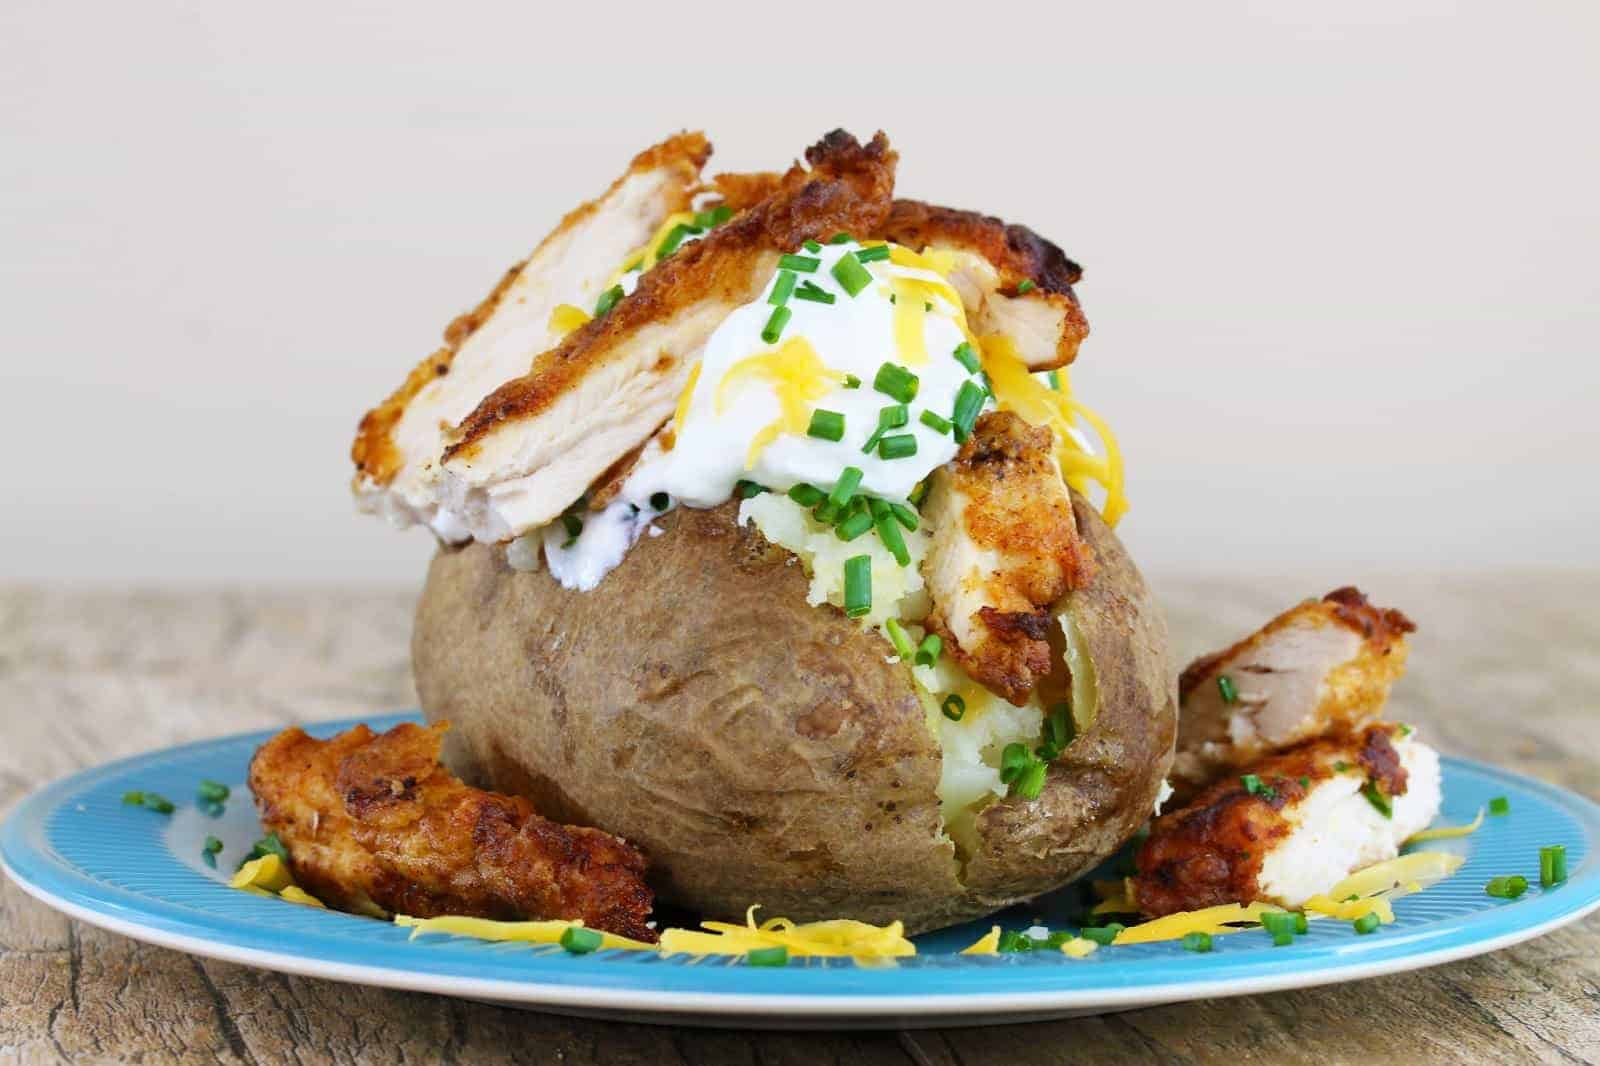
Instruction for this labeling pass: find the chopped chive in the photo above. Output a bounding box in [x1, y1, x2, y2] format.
[1046, 703, 1075, 751]
[1333, 760, 1351, 773]
[560, 926, 604, 954]
[655, 222, 701, 260]
[831, 252, 873, 296]
[561, 512, 584, 541]
[869, 497, 891, 520]
[803, 239, 822, 252]
[843, 555, 872, 617]
[1541, 845, 1568, 886]
[999, 742, 1031, 784]
[594, 284, 625, 317]
[878, 404, 909, 429]
[836, 510, 874, 541]
[1486, 875, 1529, 899]
[238, 832, 289, 869]
[1014, 760, 1048, 800]
[951, 381, 985, 441]
[829, 231, 853, 244]
[952, 342, 981, 374]
[793, 281, 836, 305]
[888, 503, 919, 532]
[761, 305, 791, 344]
[1015, 278, 1036, 294]
[692, 204, 732, 229]
[143, 793, 175, 814]
[777, 253, 821, 273]
[877, 434, 918, 460]
[1352, 913, 1381, 935]
[197, 780, 230, 803]
[735, 480, 765, 499]
[1217, 674, 1239, 704]
[1241, 774, 1264, 794]
[907, 480, 929, 507]
[997, 929, 1033, 953]
[1261, 912, 1298, 938]
[123, 791, 145, 806]
[650, 491, 671, 511]
[769, 270, 798, 306]
[855, 244, 891, 263]
[914, 633, 942, 668]
[843, 373, 861, 388]
[1489, 796, 1510, 816]
[941, 693, 966, 722]
[1294, 912, 1309, 934]
[1272, 931, 1295, 947]
[1047, 369, 1062, 391]
[1078, 924, 1122, 946]
[875, 511, 910, 565]
[1362, 781, 1393, 819]
[828, 467, 864, 507]
[1299, 776, 1311, 789]
[787, 483, 824, 507]
[872, 363, 919, 403]
[885, 618, 915, 659]
[1182, 931, 1213, 953]
[807, 408, 846, 442]
[747, 945, 789, 967]
[201, 835, 223, 868]
[919, 409, 952, 435]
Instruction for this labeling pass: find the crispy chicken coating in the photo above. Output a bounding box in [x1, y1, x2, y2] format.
[921, 411, 1094, 704]
[248, 721, 656, 941]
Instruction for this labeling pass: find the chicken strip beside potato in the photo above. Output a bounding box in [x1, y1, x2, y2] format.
[248, 721, 656, 941]
[1134, 722, 1441, 917]
[1171, 587, 1415, 801]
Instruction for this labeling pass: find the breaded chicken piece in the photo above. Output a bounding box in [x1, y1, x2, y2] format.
[922, 411, 1094, 705]
[435, 130, 899, 543]
[879, 199, 1088, 371]
[248, 721, 656, 941]
[1134, 723, 1441, 916]
[351, 133, 710, 541]
[1171, 587, 1415, 800]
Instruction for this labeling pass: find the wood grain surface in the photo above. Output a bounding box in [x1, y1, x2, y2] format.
[2, 575, 1597, 1064]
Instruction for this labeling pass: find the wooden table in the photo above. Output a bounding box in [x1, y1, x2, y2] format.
[3, 576, 1597, 1064]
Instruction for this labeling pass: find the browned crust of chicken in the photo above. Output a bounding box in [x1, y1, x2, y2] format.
[444, 130, 897, 462]
[1134, 724, 1409, 917]
[349, 132, 711, 489]
[248, 721, 657, 941]
[1172, 587, 1415, 799]
[923, 411, 1094, 704]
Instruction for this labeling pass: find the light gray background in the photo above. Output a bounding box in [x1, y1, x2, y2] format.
[3, 1, 1595, 585]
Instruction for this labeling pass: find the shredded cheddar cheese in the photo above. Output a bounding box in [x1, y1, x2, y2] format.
[548, 303, 592, 339]
[1406, 808, 1486, 843]
[1302, 894, 1395, 924]
[609, 211, 698, 284]
[977, 334, 1128, 526]
[658, 906, 916, 959]
[1328, 851, 1466, 901]
[396, 915, 656, 952]
[1112, 902, 1282, 946]
[278, 885, 327, 909]
[230, 854, 293, 894]
[960, 926, 1002, 955]
[715, 337, 844, 468]
[1060, 937, 1099, 958]
[670, 361, 703, 446]
[890, 277, 931, 366]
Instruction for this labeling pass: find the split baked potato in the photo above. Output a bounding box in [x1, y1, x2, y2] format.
[413, 490, 1176, 935]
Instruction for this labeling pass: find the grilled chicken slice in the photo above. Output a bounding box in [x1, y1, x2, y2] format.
[1171, 588, 1416, 800]
[1134, 723, 1440, 916]
[351, 133, 711, 540]
[249, 721, 657, 941]
[435, 130, 900, 542]
[922, 411, 1094, 705]
[878, 200, 1087, 371]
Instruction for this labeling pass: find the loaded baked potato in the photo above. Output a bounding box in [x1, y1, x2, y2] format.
[338, 127, 1178, 936]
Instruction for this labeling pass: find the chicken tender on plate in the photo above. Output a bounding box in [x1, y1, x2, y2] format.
[248, 721, 656, 941]
[1134, 722, 1441, 917]
[1172, 586, 1415, 799]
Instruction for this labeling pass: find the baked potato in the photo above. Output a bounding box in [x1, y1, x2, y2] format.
[413, 490, 1176, 935]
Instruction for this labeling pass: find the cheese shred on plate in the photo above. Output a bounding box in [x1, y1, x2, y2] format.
[659, 906, 916, 959]
[396, 914, 655, 952]
[1406, 808, 1486, 843]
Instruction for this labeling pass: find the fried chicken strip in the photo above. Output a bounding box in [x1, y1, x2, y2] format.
[1171, 587, 1416, 800]
[248, 721, 656, 941]
[435, 129, 899, 542]
[351, 133, 710, 542]
[1133, 723, 1440, 916]
[921, 411, 1094, 704]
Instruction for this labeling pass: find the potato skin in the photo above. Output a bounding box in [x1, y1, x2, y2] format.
[413, 495, 1175, 934]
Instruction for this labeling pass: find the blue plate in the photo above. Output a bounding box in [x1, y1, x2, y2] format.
[4, 712, 1598, 1029]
